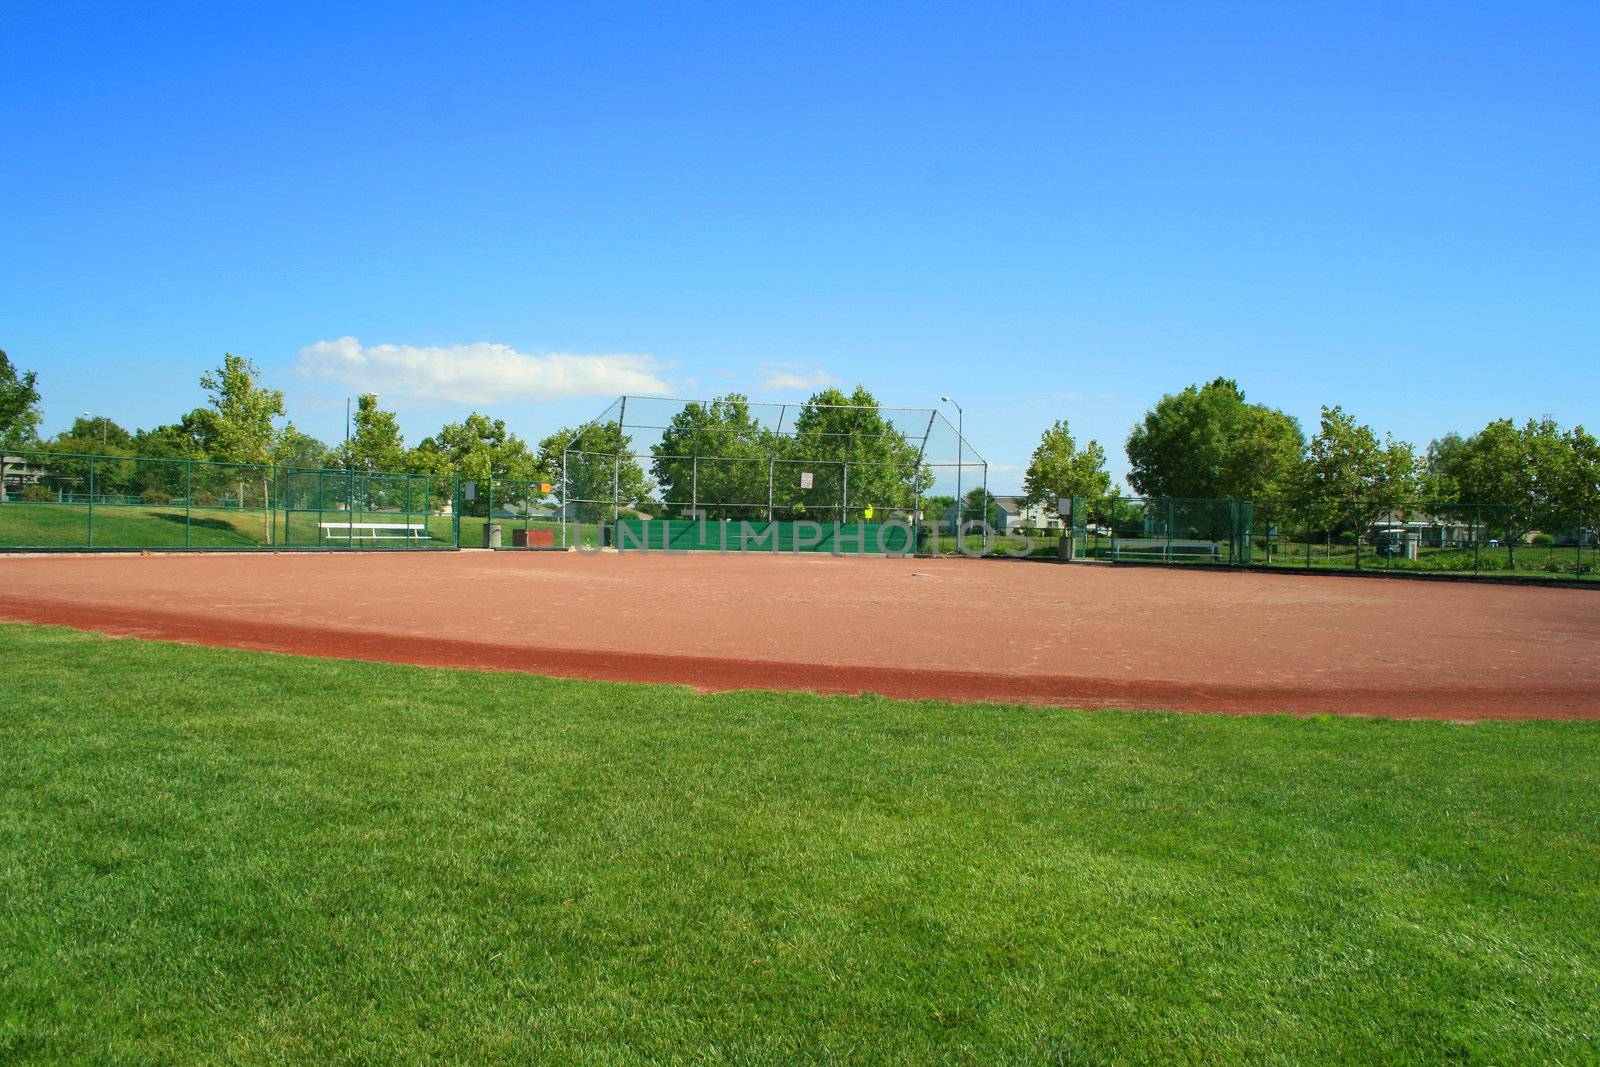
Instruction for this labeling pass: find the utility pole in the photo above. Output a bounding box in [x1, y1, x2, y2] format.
[941, 396, 963, 536]
[82, 411, 107, 449]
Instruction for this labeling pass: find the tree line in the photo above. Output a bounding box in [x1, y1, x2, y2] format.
[2, 352, 1596, 525]
[1, 351, 567, 516]
[1019, 377, 1597, 520]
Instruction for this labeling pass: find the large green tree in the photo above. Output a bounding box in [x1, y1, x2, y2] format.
[200, 353, 285, 466]
[124, 411, 224, 504]
[1125, 379, 1304, 501]
[415, 414, 542, 514]
[273, 425, 331, 469]
[43, 417, 137, 500]
[51, 415, 134, 454]
[1442, 417, 1574, 564]
[960, 487, 1001, 526]
[650, 395, 774, 519]
[133, 409, 219, 461]
[337, 394, 406, 471]
[786, 386, 926, 520]
[0, 348, 43, 449]
[1419, 432, 1466, 502]
[538, 421, 649, 522]
[1567, 426, 1599, 514]
[1297, 406, 1419, 534]
[0, 347, 44, 502]
[1021, 419, 1112, 516]
[198, 353, 286, 540]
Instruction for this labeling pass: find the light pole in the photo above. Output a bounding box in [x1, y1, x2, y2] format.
[941, 396, 963, 535]
[82, 411, 107, 449]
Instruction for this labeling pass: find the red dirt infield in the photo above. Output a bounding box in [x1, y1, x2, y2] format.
[1, 551, 1596, 719]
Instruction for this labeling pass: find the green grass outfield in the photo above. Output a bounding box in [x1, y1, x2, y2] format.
[2, 624, 1597, 1063]
[0, 501, 270, 548]
[0, 502, 462, 550]
[0, 502, 605, 550]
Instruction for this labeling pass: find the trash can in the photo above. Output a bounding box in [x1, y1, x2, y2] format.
[483, 523, 502, 549]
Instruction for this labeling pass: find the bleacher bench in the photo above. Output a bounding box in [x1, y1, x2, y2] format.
[1109, 538, 1222, 562]
[318, 521, 429, 544]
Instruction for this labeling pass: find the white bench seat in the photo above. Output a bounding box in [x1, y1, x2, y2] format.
[1109, 537, 1222, 562]
[318, 521, 430, 543]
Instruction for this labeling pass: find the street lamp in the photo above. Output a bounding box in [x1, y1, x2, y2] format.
[82, 411, 107, 449]
[941, 396, 963, 535]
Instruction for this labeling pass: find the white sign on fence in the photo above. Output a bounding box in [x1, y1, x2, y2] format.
[800, 471, 813, 489]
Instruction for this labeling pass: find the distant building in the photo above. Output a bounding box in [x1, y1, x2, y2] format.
[1368, 514, 1483, 552]
[491, 502, 557, 520]
[939, 495, 1063, 533]
[1555, 527, 1597, 548]
[0, 454, 47, 503]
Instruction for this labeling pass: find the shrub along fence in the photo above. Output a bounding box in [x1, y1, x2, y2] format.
[0, 450, 461, 550]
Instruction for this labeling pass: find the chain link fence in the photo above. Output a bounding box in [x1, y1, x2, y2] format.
[6, 448, 1593, 580]
[1, 450, 460, 550]
[1050, 496, 1596, 581]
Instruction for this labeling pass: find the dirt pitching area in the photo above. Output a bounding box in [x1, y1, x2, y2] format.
[1, 551, 1596, 719]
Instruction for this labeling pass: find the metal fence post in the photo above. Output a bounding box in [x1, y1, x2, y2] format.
[452, 477, 462, 547]
[691, 454, 698, 519]
[1474, 506, 1481, 575]
[560, 452, 568, 549]
[1165, 498, 1173, 563]
[981, 462, 989, 545]
[86, 456, 95, 547]
[841, 461, 848, 526]
[184, 459, 192, 550]
[912, 464, 922, 536]
[767, 457, 774, 523]
[612, 453, 621, 525]
[1356, 505, 1369, 572]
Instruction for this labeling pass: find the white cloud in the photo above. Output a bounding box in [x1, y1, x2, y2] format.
[756, 362, 838, 393]
[296, 337, 672, 404]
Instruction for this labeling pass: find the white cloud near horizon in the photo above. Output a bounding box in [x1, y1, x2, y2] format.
[296, 337, 673, 404]
[755, 362, 838, 393]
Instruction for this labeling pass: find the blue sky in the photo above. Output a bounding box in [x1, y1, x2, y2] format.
[3, 1, 1596, 491]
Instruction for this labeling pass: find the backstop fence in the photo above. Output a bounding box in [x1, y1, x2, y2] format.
[0, 450, 461, 550]
[557, 394, 990, 550]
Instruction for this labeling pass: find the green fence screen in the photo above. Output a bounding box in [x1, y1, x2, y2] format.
[609, 517, 917, 554]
